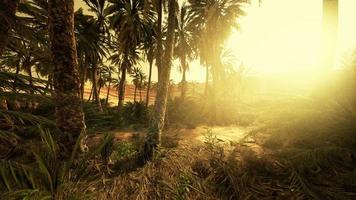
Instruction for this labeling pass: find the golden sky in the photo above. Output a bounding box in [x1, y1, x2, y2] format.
[75, 0, 356, 82]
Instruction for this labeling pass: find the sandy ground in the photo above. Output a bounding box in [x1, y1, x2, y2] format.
[93, 125, 250, 146]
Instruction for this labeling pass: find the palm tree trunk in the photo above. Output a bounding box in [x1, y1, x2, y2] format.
[98, 82, 102, 97]
[92, 65, 103, 111]
[118, 61, 127, 110]
[134, 85, 137, 102]
[181, 69, 187, 100]
[146, 59, 153, 106]
[0, 0, 20, 56]
[142, 0, 176, 162]
[92, 65, 99, 103]
[139, 84, 142, 101]
[156, 0, 163, 80]
[106, 72, 111, 105]
[80, 58, 88, 100]
[48, 0, 85, 155]
[88, 85, 94, 101]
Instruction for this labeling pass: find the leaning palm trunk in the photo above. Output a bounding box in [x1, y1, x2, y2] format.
[141, 0, 176, 162]
[146, 59, 153, 106]
[155, 0, 163, 79]
[80, 58, 89, 100]
[106, 72, 111, 105]
[139, 83, 142, 101]
[92, 65, 103, 111]
[118, 59, 127, 110]
[48, 0, 85, 155]
[181, 69, 187, 100]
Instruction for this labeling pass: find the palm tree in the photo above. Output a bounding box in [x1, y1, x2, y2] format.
[131, 67, 141, 102]
[143, 25, 156, 106]
[175, 3, 195, 100]
[138, 68, 147, 101]
[189, 0, 245, 120]
[142, 0, 177, 162]
[130, 66, 147, 102]
[106, 0, 155, 110]
[75, 3, 109, 111]
[48, 0, 85, 154]
[142, 0, 163, 107]
[101, 65, 117, 105]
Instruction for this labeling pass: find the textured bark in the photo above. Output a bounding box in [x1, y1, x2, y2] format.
[88, 85, 94, 101]
[155, 0, 163, 79]
[92, 65, 103, 111]
[146, 59, 153, 106]
[80, 58, 88, 100]
[0, 0, 19, 56]
[106, 72, 111, 105]
[321, 0, 338, 70]
[118, 61, 127, 110]
[48, 0, 85, 153]
[139, 84, 142, 101]
[142, 0, 176, 162]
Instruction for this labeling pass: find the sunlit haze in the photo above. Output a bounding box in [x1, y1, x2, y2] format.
[186, 0, 356, 82]
[75, 0, 356, 82]
[226, 0, 356, 76]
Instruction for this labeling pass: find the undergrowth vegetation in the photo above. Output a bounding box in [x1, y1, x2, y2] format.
[1, 68, 356, 199]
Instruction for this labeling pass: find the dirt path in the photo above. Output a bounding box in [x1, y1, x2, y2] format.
[181, 126, 249, 143]
[86, 125, 250, 149]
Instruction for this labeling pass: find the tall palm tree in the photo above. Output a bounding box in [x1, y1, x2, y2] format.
[142, 0, 177, 162]
[101, 65, 117, 105]
[130, 66, 146, 102]
[143, 25, 156, 106]
[321, 0, 338, 70]
[83, 0, 110, 107]
[175, 3, 195, 100]
[142, 0, 163, 107]
[131, 67, 141, 102]
[48, 0, 85, 154]
[106, 0, 155, 110]
[75, 3, 109, 111]
[138, 68, 147, 101]
[189, 0, 245, 120]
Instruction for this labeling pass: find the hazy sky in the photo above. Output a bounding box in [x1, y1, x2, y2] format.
[75, 0, 356, 82]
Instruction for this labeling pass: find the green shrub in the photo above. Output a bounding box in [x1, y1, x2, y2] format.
[166, 97, 204, 128]
[120, 101, 149, 126]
